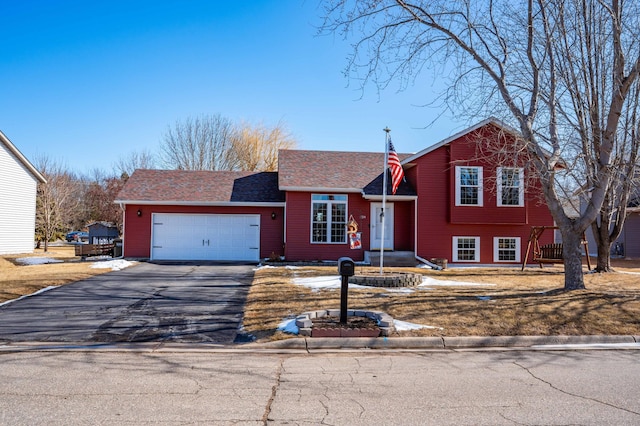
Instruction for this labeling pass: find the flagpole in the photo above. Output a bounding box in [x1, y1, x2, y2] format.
[380, 127, 390, 275]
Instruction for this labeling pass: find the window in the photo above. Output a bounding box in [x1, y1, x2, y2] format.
[455, 166, 483, 206]
[311, 194, 347, 243]
[493, 237, 521, 262]
[453, 237, 480, 262]
[497, 167, 524, 206]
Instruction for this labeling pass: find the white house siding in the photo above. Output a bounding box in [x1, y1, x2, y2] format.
[0, 141, 39, 254]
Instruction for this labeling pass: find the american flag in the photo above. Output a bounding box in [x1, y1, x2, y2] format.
[388, 140, 404, 195]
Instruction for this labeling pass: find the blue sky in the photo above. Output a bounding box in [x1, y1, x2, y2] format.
[1, 0, 460, 175]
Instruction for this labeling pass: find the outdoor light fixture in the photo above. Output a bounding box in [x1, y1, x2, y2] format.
[271, 212, 277, 220]
[137, 209, 142, 217]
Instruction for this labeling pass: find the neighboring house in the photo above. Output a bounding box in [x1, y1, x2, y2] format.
[0, 131, 47, 255]
[87, 221, 120, 245]
[583, 191, 640, 259]
[115, 118, 555, 264]
[624, 198, 640, 258]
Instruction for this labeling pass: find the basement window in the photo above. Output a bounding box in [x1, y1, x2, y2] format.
[453, 236, 480, 262]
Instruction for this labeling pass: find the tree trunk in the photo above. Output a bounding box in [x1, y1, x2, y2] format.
[561, 231, 586, 290]
[595, 238, 613, 272]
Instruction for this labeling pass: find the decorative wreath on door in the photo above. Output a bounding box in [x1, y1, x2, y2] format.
[347, 215, 359, 233]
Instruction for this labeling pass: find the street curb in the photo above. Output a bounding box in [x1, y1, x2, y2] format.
[251, 335, 639, 350]
[0, 335, 638, 353]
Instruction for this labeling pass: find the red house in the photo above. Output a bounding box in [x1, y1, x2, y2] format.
[115, 118, 554, 265]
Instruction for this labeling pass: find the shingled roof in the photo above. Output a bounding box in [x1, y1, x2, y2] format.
[278, 149, 413, 193]
[115, 169, 284, 204]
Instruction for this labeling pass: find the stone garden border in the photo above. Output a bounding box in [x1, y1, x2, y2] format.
[348, 272, 423, 288]
[295, 309, 395, 338]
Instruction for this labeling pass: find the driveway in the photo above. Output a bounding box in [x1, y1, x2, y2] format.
[0, 262, 255, 344]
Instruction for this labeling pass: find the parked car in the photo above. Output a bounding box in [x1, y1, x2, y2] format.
[66, 231, 88, 243]
[75, 232, 89, 243]
[66, 231, 80, 242]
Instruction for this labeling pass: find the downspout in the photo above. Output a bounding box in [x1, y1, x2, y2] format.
[118, 202, 125, 259]
[283, 198, 287, 260]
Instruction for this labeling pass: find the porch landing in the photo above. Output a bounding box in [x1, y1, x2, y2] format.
[364, 251, 419, 267]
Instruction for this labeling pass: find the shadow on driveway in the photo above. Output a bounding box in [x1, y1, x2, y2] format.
[0, 262, 256, 344]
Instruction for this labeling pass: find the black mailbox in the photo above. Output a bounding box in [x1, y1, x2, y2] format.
[338, 257, 355, 277]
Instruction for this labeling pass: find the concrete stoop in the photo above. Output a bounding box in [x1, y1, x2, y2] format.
[364, 251, 418, 267]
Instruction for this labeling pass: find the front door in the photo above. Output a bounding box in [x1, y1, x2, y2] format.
[370, 202, 394, 250]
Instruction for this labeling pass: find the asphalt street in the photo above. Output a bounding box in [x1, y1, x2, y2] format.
[0, 262, 254, 344]
[0, 349, 638, 425]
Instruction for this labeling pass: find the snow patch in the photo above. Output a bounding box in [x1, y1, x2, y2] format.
[90, 259, 135, 271]
[394, 319, 443, 331]
[420, 276, 496, 287]
[291, 274, 496, 290]
[384, 288, 416, 294]
[254, 265, 277, 270]
[15, 257, 63, 265]
[292, 276, 370, 291]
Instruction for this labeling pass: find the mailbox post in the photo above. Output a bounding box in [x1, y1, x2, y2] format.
[337, 257, 355, 324]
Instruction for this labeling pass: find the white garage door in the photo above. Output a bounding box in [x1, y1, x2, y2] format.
[151, 213, 260, 261]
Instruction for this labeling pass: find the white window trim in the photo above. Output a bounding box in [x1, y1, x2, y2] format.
[497, 167, 524, 207]
[310, 194, 348, 244]
[493, 237, 521, 263]
[455, 166, 483, 206]
[452, 236, 480, 262]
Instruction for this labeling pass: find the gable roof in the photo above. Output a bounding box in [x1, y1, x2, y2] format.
[0, 130, 46, 183]
[401, 117, 519, 164]
[278, 149, 413, 194]
[115, 169, 285, 206]
[361, 173, 416, 197]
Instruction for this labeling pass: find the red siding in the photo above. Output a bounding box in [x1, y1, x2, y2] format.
[123, 204, 284, 260]
[449, 131, 528, 224]
[284, 192, 415, 262]
[394, 201, 414, 251]
[410, 128, 554, 264]
[284, 192, 370, 261]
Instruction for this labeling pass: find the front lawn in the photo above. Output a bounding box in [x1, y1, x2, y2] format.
[0, 246, 127, 304]
[242, 261, 640, 341]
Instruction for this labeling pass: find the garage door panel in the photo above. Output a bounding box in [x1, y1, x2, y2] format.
[152, 213, 260, 261]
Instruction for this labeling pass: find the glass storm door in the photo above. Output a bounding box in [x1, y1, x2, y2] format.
[370, 202, 394, 250]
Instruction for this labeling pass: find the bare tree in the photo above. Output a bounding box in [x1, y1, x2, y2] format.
[83, 169, 127, 232]
[586, 83, 640, 271]
[227, 120, 296, 171]
[160, 114, 297, 171]
[551, 1, 640, 272]
[34, 155, 83, 251]
[323, 0, 640, 290]
[114, 149, 157, 178]
[160, 114, 235, 170]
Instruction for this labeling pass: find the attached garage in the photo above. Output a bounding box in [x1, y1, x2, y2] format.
[151, 213, 260, 261]
[115, 170, 285, 262]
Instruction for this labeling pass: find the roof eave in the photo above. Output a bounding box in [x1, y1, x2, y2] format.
[361, 194, 418, 201]
[279, 186, 364, 193]
[401, 117, 517, 164]
[0, 130, 47, 183]
[114, 200, 286, 207]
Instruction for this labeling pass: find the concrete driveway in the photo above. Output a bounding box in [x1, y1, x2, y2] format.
[0, 262, 255, 344]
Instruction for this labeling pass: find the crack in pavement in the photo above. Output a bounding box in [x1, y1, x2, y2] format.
[262, 357, 284, 425]
[513, 361, 640, 417]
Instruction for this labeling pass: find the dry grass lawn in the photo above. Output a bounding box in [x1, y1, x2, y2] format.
[243, 259, 640, 341]
[0, 245, 113, 303]
[3, 248, 639, 341]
